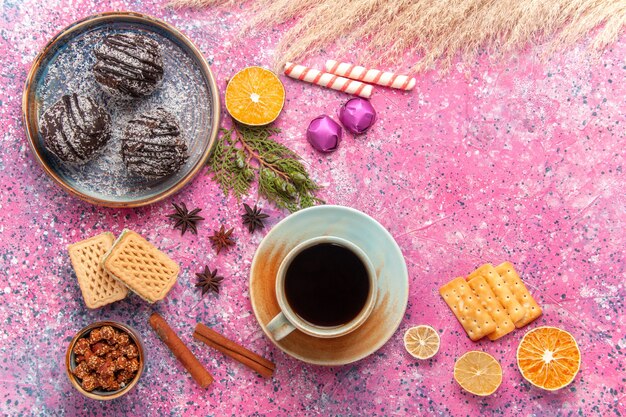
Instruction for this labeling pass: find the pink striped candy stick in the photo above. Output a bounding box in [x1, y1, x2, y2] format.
[325, 60, 416, 91]
[284, 62, 373, 98]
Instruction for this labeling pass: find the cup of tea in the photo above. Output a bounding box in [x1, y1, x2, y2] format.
[267, 236, 378, 341]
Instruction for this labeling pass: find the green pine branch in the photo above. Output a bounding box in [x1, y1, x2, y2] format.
[207, 123, 324, 212]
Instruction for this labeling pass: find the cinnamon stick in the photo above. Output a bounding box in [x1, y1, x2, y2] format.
[194, 323, 275, 378]
[149, 313, 213, 388]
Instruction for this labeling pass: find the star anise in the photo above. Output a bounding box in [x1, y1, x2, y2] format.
[195, 266, 223, 296]
[168, 203, 204, 235]
[242, 203, 269, 233]
[209, 225, 235, 254]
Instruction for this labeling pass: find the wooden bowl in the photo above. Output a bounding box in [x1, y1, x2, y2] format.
[65, 321, 145, 400]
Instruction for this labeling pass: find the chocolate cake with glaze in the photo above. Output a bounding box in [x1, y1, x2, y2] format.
[122, 108, 188, 180]
[40, 93, 111, 164]
[93, 33, 164, 98]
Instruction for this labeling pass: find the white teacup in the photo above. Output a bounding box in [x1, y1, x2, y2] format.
[266, 236, 378, 341]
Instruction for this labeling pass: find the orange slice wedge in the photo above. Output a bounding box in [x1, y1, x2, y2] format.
[403, 325, 440, 359]
[225, 66, 285, 126]
[516, 326, 581, 391]
[454, 351, 502, 396]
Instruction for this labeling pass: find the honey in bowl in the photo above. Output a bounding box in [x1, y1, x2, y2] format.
[66, 321, 144, 400]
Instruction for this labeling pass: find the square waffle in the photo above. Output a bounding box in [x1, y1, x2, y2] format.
[103, 230, 179, 303]
[68, 232, 129, 309]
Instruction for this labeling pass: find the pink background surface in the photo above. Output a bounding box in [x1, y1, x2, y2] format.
[1, 1, 625, 416]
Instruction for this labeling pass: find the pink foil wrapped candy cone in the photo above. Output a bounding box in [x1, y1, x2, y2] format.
[339, 98, 376, 134]
[306, 116, 343, 153]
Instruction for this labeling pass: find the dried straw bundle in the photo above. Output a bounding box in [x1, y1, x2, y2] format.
[169, 0, 626, 73]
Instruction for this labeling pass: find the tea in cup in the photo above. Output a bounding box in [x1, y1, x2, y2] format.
[267, 236, 377, 341]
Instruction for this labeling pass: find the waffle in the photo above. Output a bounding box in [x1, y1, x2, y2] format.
[103, 230, 179, 303]
[68, 232, 129, 309]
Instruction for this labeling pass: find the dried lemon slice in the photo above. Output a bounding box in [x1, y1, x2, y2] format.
[454, 351, 502, 396]
[403, 325, 440, 359]
[225, 66, 285, 126]
[517, 326, 581, 391]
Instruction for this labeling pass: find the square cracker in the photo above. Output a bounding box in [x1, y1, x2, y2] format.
[68, 232, 129, 309]
[495, 262, 542, 327]
[103, 230, 179, 303]
[468, 263, 526, 324]
[439, 277, 497, 341]
[467, 275, 515, 340]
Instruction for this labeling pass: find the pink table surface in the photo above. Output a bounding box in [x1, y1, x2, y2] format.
[1, 1, 625, 416]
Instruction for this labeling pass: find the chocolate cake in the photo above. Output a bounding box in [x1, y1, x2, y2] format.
[93, 33, 164, 98]
[122, 108, 188, 179]
[40, 93, 111, 164]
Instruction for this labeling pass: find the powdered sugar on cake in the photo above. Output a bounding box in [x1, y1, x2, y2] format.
[38, 27, 212, 199]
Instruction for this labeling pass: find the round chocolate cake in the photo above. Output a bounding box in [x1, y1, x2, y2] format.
[40, 93, 111, 164]
[93, 33, 164, 98]
[122, 108, 188, 180]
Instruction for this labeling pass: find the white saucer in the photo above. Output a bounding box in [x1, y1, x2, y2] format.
[249, 205, 409, 365]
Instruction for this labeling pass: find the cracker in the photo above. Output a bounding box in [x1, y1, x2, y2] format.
[467, 275, 515, 340]
[68, 232, 129, 309]
[439, 277, 497, 341]
[102, 230, 179, 303]
[495, 262, 542, 327]
[468, 263, 526, 324]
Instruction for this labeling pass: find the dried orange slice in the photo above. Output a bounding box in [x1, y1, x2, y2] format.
[517, 326, 581, 391]
[454, 351, 502, 396]
[225, 66, 285, 126]
[403, 325, 440, 359]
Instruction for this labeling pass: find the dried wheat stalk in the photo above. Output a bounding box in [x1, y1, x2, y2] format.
[168, 0, 626, 73]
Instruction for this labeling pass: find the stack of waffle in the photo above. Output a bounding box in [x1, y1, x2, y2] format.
[68, 230, 179, 308]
